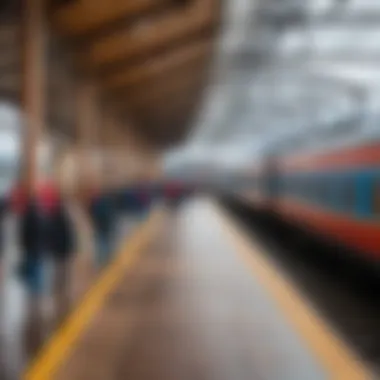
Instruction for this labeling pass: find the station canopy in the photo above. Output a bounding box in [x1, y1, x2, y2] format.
[0, 0, 222, 148]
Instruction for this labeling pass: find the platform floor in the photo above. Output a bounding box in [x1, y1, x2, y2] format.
[0, 211, 143, 380]
[22, 198, 373, 380]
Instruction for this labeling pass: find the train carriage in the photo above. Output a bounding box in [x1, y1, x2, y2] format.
[275, 136, 380, 262]
[236, 112, 380, 265]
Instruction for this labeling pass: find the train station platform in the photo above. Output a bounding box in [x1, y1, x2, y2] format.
[24, 198, 371, 380]
[0, 210, 143, 380]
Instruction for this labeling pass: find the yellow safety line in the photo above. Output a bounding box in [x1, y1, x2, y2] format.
[24, 209, 164, 380]
[212, 201, 373, 380]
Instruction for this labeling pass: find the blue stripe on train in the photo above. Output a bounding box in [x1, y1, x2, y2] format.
[276, 166, 380, 221]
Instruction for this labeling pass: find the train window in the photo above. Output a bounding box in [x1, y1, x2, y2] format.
[314, 179, 321, 203]
[325, 181, 336, 208]
[286, 178, 291, 196]
[290, 178, 296, 196]
[304, 179, 309, 198]
[295, 177, 301, 196]
[312, 177, 320, 203]
[373, 179, 380, 216]
[307, 178, 314, 200]
[291, 177, 297, 196]
[310, 177, 320, 203]
[299, 178, 304, 199]
[306, 179, 313, 201]
[297, 178, 302, 198]
[318, 180, 325, 205]
[276, 179, 281, 193]
[342, 178, 356, 212]
[288, 178, 293, 196]
[319, 177, 328, 205]
[297, 177, 303, 198]
[283, 178, 289, 195]
[307, 178, 314, 201]
[322, 178, 334, 208]
[308, 178, 316, 202]
[319, 178, 329, 206]
[293, 177, 299, 197]
[300, 178, 307, 199]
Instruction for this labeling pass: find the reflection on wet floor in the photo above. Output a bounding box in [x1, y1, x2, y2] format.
[0, 213, 142, 380]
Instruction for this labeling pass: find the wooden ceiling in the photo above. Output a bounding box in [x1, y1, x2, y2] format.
[51, 0, 221, 147]
[0, 0, 221, 148]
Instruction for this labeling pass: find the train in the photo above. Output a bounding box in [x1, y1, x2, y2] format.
[232, 112, 380, 267]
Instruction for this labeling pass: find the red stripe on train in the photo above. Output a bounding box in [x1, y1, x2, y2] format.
[282, 142, 380, 172]
[275, 198, 380, 260]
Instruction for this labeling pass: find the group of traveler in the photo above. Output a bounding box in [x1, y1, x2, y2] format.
[11, 181, 76, 296]
[88, 188, 118, 268]
[0, 180, 120, 298]
[0, 179, 181, 298]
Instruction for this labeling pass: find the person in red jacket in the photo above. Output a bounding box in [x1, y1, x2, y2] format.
[9, 183, 27, 214]
[10, 180, 60, 215]
[38, 180, 60, 215]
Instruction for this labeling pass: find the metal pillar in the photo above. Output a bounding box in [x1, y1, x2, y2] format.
[21, 0, 46, 195]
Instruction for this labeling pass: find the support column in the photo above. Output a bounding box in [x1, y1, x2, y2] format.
[21, 0, 46, 195]
[115, 120, 139, 185]
[76, 81, 98, 202]
[98, 111, 115, 189]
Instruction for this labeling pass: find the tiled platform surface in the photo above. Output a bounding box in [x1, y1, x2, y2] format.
[55, 199, 328, 380]
[0, 208, 143, 380]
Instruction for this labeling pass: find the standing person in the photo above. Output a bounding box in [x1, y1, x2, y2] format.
[14, 176, 60, 296]
[18, 197, 47, 296]
[39, 178, 60, 215]
[9, 180, 28, 214]
[89, 188, 117, 268]
[48, 195, 76, 310]
[0, 195, 7, 278]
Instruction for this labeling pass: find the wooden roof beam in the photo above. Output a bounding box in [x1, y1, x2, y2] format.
[108, 55, 207, 100]
[51, 0, 178, 37]
[102, 38, 212, 91]
[86, 22, 216, 76]
[116, 69, 207, 110]
[131, 87, 202, 117]
[125, 86, 202, 134]
[133, 101, 198, 145]
[104, 53, 208, 100]
[79, 0, 219, 70]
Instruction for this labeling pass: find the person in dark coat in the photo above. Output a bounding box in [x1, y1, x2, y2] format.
[48, 197, 76, 306]
[18, 197, 47, 295]
[48, 198, 75, 262]
[89, 191, 117, 268]
[0, 196, 7, 263]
